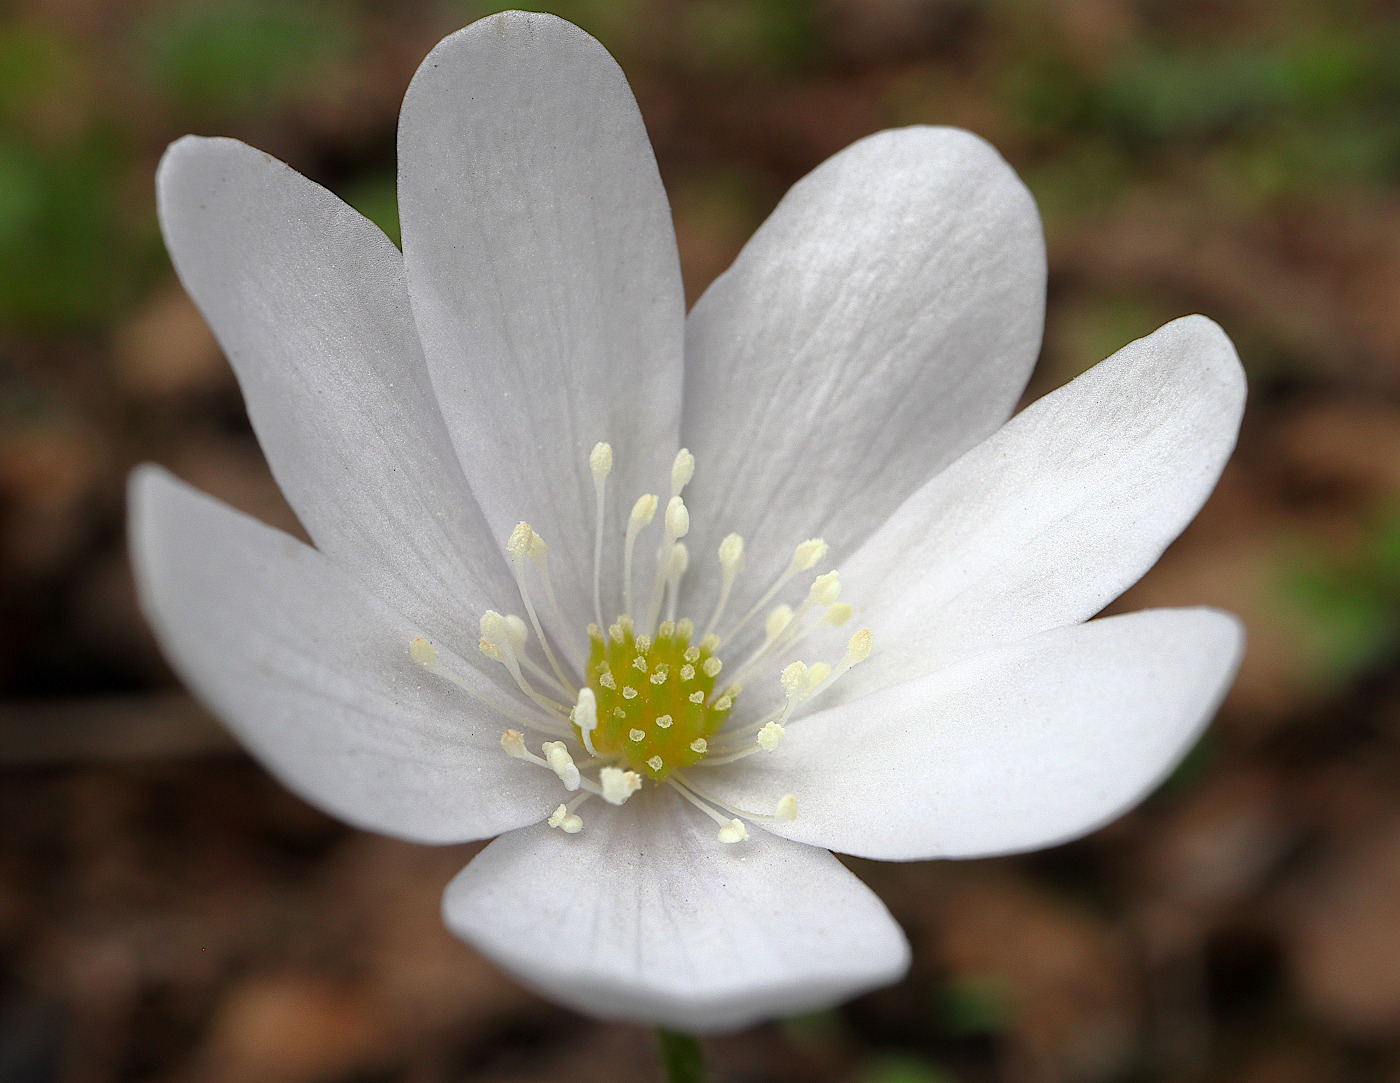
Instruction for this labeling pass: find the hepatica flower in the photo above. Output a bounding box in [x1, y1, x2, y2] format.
[130, 11, 1246, 1032]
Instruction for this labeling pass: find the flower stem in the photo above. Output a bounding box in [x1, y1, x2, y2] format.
[656, 1028, 707, 1083]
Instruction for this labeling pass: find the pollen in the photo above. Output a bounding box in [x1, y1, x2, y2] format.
[578, 619, 734, 780]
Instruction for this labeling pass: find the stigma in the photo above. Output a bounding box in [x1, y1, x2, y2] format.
[411, 443, 871, 844]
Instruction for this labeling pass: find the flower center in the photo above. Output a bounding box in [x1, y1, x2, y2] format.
[583, 617, 731, 780]
[408, 442, 873, 843]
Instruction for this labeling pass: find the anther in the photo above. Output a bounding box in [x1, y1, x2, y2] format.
[793, 538, 828, 571]
[689, 691, 705, 704]
[501, 730, 527, 758]
[684, 646, 700, 663]
[541, 741, 580, 790]
[765, 605, 793, 639]
[622, 686, 638, 699]
[630, 494, 658, 528]
[548, 804, 584, 833]
[647, 755, 664, 772]
[600, 766, 642, 805]
[629, 728, 646, 742]
[664, 495, 689, 539]
[656, 714, 673, 729]
[757, 721, 784, 750]
[847, 629, 874, 663]
[703, 657, 722, 678]
[809, 571, 841, 605]
[589, 441, 613, 481]
[410, 637, 437, 667]
[507, 522, 534, 563]
[825, 602, 853, 626]
[717, 819, 749, 844]
[680, 664, 695, 681]
[719, 533, 744, 571]
[671, 448, 695, 496]
[690, 738, 708, 754]
[775, 795, 798, 821]
[781, 661, 810, 699]
[649, 666, 668, 685]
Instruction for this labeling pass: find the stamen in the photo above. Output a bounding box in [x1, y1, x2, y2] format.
[547, 798, 585, 833]
[623, 494, 658, 619]
[644, 495, 690, 635]
[505, 524, 574, 694]
[678, 772, 797, 827]
[527, 532, 578, 662]
[501, 613, 572, 697]
[804, 629, 873, 699]
[825, 602, 853, 626]
[702, 533, 745, 639]
[480, 610, 569, 719]
[600, 766, 642, 805]
[666, 774, 745, 841]
[541, 740, 581, 790]
[720, 538, 827, 646]
[571, 687, 599, 756]
[590, 442, 612, 628]
[702, 717, 786, 764]
[409, 636, 567, 735]
[501, 729, 589, 785]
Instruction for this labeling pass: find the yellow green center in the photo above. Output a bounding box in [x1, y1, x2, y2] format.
[576, 617, 735, 780]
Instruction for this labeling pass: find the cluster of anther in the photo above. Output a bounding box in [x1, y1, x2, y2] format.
[408, 441, 873, 844]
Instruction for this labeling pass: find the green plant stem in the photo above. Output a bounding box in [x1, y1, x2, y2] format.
[656, 1028, 707, 1083]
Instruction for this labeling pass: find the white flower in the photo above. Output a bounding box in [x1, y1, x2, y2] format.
[129, 11, 1247, 1033]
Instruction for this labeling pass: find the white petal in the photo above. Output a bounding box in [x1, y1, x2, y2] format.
[836, 315, 1246, 697]
[130, 466, 560, 844]
[703, 608, 1243, 861]
[680, 127, 1045, 620]
[442, 788, 909, 1031]
[156, 137, 513, 662]
[398, 12, 686, 630]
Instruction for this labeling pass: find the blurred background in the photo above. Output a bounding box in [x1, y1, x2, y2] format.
[2, 0, 1399, 1080]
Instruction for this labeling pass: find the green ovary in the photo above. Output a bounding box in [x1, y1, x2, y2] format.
[577, 618, 734, 780]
